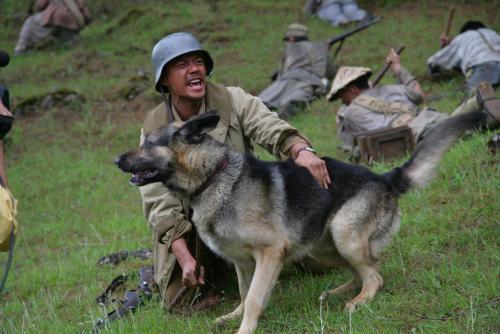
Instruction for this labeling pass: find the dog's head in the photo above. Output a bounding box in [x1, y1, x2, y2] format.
[115, 111, 221, 186]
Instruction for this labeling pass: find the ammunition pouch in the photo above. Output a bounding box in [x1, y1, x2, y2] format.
[355, 125, 415, 164]
[353, 95, 418, 128]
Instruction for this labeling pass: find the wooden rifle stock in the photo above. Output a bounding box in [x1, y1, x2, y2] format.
[371, 46, 405, 87]
[441, 8, 455, 47]
[444, 8, 455, 37]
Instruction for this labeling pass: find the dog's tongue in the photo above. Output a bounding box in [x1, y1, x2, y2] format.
[130, 170, 158, 185]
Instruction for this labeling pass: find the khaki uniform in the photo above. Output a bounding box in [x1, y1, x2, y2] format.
[337, 67, 448, 150]
[140, 81, 310, 308]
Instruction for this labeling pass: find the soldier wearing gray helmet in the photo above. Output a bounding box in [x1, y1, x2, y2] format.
[139, 32, 331, 309]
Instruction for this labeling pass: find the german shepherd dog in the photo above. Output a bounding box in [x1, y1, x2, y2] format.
[115, 111, 484, 334]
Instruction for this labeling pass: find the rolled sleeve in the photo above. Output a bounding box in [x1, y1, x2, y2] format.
[394, 67, 423, 105]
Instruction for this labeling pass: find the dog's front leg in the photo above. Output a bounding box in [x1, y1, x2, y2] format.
[236, 247, 284, 334]
[215, 261, 254, 327]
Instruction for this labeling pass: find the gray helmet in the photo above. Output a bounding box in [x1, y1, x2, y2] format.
[152, 32, 214, 93]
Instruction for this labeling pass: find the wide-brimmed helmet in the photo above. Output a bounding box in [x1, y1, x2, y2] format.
[327, 66, 372, 101]
[152, 32, 214, 93]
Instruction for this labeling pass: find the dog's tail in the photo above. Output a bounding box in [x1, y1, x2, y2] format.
[385, 111, 486, 195]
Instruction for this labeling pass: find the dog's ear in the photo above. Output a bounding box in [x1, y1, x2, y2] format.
[177, 110, 220, 144]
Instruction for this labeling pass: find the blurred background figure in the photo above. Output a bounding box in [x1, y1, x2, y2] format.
[427, 21, 500, 93]
[14, 0, 92, 55]
[258, 23, 335, 119]
[305, 0, 372, 27]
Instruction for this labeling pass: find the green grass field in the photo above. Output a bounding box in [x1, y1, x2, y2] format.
[0, 1, 498, 333]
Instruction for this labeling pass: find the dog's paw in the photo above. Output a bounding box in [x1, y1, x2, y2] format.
[344, 301, 357, 313]
[214, 316, 227, 327]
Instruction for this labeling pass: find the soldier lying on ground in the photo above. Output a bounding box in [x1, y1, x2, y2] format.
[427, 20, 500, 93]
[328, 48, 498, 155]
[258, 23, 335, 119]
[14, 0, 92, 55]
[304, 0, 371, 27]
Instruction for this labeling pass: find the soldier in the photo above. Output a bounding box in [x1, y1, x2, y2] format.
[428, 21, 500, 93]
[328, 48, 450, 153]
[304, 0, 371, 27]
[258, 23, 335, 119]
[139, 32, 331, 310]
[14, 0, 92, 55]
[329, 48, 498, 156]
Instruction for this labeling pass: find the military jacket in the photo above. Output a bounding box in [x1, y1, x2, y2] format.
[139, 81, 309, 289]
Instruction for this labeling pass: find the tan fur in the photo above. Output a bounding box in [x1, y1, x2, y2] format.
[116, 111, 480, 334]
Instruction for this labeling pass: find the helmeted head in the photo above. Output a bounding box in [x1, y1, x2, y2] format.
[152, 32, 214, 93]
[327, 66, 372, 104]
[283, 23, 309, 41]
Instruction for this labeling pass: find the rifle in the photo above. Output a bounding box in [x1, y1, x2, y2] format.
[441, 8, 455, 47]
[327, 16, 382, 58]
[371, 46, 405, 87]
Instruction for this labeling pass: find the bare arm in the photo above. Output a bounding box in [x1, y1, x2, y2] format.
[386, 48, 424, 96]
[171, 237, 205, 288]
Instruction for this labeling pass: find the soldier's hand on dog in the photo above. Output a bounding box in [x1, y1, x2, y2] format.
[293, 146, 331, 189]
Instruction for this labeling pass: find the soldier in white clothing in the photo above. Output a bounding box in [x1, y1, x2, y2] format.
[428, 21, 500, 93]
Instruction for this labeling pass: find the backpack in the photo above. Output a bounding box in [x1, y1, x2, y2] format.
[0, 185, 17, 252]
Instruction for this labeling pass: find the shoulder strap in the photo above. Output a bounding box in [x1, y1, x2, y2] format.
[353, 94, 418, 115]
[476, 30, 500, 53]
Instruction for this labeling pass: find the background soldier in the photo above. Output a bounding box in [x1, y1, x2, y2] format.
[14, 0, 92, 55]
[328, 48, 449, 153]
[427, 21, 500, 93]
[258, 23, 335, 119]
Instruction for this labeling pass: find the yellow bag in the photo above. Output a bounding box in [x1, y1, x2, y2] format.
[0, 185, 17, 252]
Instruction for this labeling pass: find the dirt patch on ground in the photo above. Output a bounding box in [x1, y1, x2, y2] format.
[13, 89, 86, 118]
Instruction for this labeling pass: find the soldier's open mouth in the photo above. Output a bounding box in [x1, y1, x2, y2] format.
[187, 78, 203, 87]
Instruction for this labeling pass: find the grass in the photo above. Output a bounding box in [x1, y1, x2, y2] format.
[0, 0, 499, 333]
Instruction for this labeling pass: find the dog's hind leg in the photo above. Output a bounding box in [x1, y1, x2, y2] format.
[215, 261, 254, 327]
[333, 231, 383, 312]
[319, 270, 361, 300]
[236, 247, 285, 334]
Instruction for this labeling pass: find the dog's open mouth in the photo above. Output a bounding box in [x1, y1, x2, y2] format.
[130, 169, 159, 186]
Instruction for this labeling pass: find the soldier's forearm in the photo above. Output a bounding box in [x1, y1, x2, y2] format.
[171, 237, 196, 269]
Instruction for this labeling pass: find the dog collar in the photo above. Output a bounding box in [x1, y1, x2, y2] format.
[190, 155, 229, 198]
